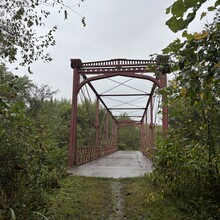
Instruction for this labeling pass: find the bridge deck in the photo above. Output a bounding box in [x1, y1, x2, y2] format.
[68, 151, 153, 178]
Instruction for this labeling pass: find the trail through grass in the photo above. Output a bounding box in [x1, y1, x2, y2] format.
[48, 175, 191, 220]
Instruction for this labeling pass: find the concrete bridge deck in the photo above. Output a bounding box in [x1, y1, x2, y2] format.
[68, 151, 153, 178]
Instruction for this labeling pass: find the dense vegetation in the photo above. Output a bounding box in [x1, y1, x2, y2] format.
[0, 65, 137, 219]
[0, 0, 219, 219]
[0, 64, 72, 219]
[152, 5, 220, 220]
[117, 113, 141, 151]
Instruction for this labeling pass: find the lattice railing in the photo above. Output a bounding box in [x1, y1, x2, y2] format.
[77, 146, 117, 165]
[76, 59, 157, 75]
[82, 59, 156, 68]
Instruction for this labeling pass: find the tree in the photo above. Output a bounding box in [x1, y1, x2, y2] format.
[0, 65, 70, 219]
[166, 0, 220, 33]
[0, 65, 46, 219]
[163, 9, 220, 166]
[117, 113, 141, 150]
[153, 5, 220, 219]
[0, 0, 85, 71]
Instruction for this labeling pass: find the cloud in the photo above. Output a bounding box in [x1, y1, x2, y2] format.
[7, 0, 185, 100]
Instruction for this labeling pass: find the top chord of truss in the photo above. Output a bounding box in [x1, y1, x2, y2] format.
[71, 58, 156, 69]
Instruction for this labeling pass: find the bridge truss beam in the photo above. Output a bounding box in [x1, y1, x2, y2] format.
[69, 58, 169, 167]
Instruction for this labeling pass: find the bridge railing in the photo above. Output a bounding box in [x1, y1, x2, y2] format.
[76, 146, 117, 165]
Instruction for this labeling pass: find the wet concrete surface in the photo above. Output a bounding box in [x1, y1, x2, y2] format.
[68, 151, 153, 178]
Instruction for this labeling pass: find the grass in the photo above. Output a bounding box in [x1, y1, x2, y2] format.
[120, 177, 191, 220]
[48, 175, 191, 220]
[48, 176, 113, 220]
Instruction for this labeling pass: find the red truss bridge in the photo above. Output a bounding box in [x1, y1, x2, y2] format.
[68, 58, 169, 167]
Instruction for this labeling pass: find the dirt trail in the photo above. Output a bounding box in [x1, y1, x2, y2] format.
[109, 181, 127, 220]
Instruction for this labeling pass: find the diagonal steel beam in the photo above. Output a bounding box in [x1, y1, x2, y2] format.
[81, 74, 117, 123]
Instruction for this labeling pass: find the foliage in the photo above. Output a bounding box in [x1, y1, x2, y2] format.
[153, 137, 220, 219]
[153, 8, 220, 219]
[76, 99, 115, 147]
[0, 65, 44, 219]
[0, 65, 70, 219]
[76, 99, 96, 146]
[0, 0, 85, 71]
[117, 113, 141, 150]
[122, 177, 191, 220]
[166, 0, 220, 33]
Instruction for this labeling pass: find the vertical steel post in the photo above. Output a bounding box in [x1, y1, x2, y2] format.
[161, 73, 168, 134]
[150, 95, 154, 147]
[95, 98, 99, 147]
[106, 111, 109, 145]
[145, 111, 148, 148]
[141, 122, 144, 151]
[69, 60, 81, 167]
[114, 122, 118, 148]
[111, 118, 115, 146]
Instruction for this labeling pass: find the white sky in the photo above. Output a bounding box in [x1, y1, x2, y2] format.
[7, 0, 216, 100]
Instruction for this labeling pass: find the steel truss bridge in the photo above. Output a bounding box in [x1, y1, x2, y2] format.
[68, 58, 169, 167]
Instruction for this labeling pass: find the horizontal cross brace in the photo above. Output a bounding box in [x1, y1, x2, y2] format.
[109, 108, 145, 110]
[115, 116, 143, 117]
[79, 67, 150, 74]
[100, 93, 150, 97]
[117, 121, 141, 125]
[118, 120, 141, 122]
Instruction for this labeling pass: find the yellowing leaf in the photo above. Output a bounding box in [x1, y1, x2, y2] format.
[200, 93, 204, 99]
[146, 192, 155, 203]
[194, 31, 208, 40]
[214, 62, 220, 68]
[180, 87, 187, 96]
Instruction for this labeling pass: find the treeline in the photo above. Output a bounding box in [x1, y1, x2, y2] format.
[117, 113, 141, 150]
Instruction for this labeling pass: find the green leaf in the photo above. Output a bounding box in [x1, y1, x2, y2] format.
[166, 17, 187, 33]
[13, 8, 25, 20]
[184, 0, 199, 8]
[27, 20, 34, 27]
[166, 6, 172, 14]
[182, 30, 188, 37]
[215, 0, 220, 7]
[207, 6, 216, 11]
[171, 0, 186, 18]
[163, 38, 184, 54]
[182, 30, 194, 41]
[200, 11, 207, 20]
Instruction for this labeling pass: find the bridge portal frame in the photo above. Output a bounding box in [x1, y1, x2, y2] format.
[69, 58, 168, 167]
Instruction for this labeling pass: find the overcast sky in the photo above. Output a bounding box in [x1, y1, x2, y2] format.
[8, 0, 215, 100]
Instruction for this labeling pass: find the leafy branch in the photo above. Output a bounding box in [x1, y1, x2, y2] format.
[0, 0, 86, 71]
